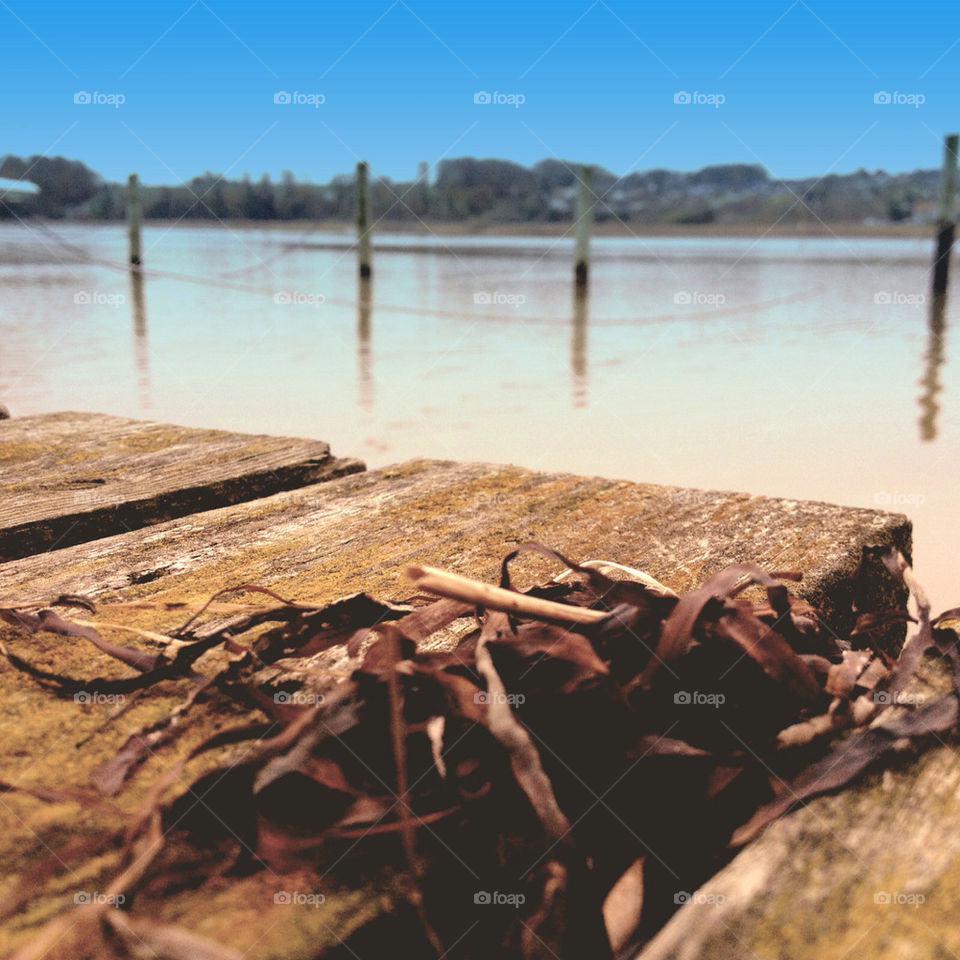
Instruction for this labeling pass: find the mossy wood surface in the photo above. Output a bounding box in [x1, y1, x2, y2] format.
[0, 456, 913, 957]
[0, 411, 364, 562]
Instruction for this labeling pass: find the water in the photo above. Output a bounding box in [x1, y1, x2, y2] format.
[0, 222, 956, 611]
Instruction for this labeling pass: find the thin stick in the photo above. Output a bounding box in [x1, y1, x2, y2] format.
[406, 565, 608, 624]
[74, 620, 174, 647]
[384, 627, 445, 957]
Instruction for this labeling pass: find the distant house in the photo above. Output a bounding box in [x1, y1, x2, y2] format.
[0, 177, 38, 202]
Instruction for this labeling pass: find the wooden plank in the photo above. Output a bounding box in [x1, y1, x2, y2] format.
[0, 459, 912, 958]
[0, 411, 364, 562]
[636, 662, 960, 960]
[0, 457, 911, 635]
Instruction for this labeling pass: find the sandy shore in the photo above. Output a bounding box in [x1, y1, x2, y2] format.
[119, 218, 935, 239]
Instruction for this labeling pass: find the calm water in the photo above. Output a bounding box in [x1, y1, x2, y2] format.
[0, 222, 956, 610]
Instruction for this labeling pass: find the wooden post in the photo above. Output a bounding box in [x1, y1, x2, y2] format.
[356, 161, 372, 279]
[574, 165, 593, 287]
[127, 173, 142, 267]
[932, 134, 958, 296]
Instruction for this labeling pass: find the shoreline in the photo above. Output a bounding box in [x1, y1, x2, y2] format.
[39, 218, 937, 240]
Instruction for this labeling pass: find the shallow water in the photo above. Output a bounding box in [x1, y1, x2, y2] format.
[0, 222, 956, 611]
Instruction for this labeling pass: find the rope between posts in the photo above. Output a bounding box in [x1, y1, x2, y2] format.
[27, 219, 825, 328]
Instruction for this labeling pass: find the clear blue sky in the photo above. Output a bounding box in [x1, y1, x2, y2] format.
[1, 0, 957, 185]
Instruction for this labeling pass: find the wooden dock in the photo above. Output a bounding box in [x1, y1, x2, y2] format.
[0, 411, 941, 960]
[0, 411, 363, 562]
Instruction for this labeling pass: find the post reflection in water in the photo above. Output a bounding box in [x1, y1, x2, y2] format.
[129, 268, 151, 410]
[919, 292, 947, 442]
[357, 277, 374, 411]
[572, 285, 589, 408]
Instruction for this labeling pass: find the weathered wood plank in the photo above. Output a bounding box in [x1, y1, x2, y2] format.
[0, 459, 912, 957]
[635, 660, 960, 960]
[0, 458, 909, 629]
[0, 411, 364, 562]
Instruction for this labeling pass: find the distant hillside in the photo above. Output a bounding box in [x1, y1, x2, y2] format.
[0, 153, 947, 226]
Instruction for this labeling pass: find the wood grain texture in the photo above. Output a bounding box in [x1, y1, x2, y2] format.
[0, 457, 914, 958]
[0, 411, 364, 561]
[636, 660, 960, 960]
[0, 457, 910, 630]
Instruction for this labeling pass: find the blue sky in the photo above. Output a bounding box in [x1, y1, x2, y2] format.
[1, 0, 957, 185]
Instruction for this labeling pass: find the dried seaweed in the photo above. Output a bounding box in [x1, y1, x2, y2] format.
[2, 542, 958, 959]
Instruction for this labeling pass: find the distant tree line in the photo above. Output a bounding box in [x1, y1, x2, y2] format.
[0, 155, 100, 217]
[0, 153, 946, 225]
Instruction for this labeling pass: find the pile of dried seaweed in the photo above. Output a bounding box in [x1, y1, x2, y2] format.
[2, 542, 959, 960]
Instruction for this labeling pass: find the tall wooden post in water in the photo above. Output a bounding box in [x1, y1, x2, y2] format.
[932, 134, 958, 296]
[574, 165, 593, 287]
[127, 173, 142, 267]
[356, 161, 372, 279]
